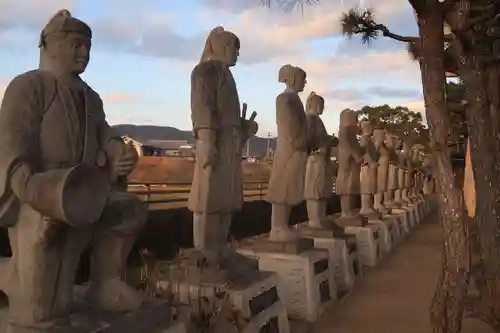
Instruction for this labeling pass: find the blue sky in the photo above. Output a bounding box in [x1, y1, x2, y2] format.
[0, 0, 424, 136]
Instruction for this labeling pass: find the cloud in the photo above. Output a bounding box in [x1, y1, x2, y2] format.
[103, 92, 138, 103]
[325, 88, 365, 101]
[366, 86, 422, 98]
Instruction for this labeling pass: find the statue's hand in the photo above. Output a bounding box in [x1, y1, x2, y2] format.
[112, 142, 138, 177]
[241, 119, 258, 141]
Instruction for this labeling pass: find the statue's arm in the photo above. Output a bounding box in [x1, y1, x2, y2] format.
[378, 143, 390, 156]
[190, 63, 220, 146]
[347, 133, 365, 163]
[363, 140, 380, 164]
[0, 73, 44, 203]
[276, 94, 306, 151]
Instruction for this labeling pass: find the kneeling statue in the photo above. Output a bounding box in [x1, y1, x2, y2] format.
[0, 10, 148, 331]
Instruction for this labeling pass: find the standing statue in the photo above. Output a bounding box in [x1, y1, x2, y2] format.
[358, 120, 380, 219]
[304, 92, 338, 228]
[410, 146, 424, 200]
[384, 133, 399, 208]
[189, 27, 258, 255]
[401, 141, 412, 203]
[423, 155, 436, 196]
[0, 10, 148, 331]
[265, 65, 308, 241]
[414, 152, 425, 200]
[373, 127, 390, 214]
[335, 109, 366, 226]
[393, 140, 407, 206]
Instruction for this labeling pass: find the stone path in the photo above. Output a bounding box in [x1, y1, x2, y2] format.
[310, 217, 494, 333]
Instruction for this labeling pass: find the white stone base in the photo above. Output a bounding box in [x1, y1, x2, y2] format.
[382, 215, 402, 246]
[236, 249, 335, 322]
[344, 224, 381, 267]
[391, 209, 411, 235]
[158, 271, 290, 333]
[310, 237, 356, 297]
[367, 219, 392, 254]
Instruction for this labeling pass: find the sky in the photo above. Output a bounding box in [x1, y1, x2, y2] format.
[0, 0, 425, 137]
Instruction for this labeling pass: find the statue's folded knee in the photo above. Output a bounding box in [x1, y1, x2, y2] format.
[100, 193, 148, 235]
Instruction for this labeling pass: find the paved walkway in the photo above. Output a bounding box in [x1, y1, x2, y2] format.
[311, 218, 494, 333]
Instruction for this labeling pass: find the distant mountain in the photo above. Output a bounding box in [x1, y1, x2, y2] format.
[112, 124, 276, 157]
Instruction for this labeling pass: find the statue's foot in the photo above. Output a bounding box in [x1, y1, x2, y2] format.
[85, 278, 145, 312]
[269, 227, 298, 242]
[307, 219, 325, 229]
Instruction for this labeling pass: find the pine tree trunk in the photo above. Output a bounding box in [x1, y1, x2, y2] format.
[417, 9, 470, 333]
[461, 57, 500, 332]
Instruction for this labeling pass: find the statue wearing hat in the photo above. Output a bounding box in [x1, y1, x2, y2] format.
[188, 27, 258, 262]
[0, 10, 148, 331]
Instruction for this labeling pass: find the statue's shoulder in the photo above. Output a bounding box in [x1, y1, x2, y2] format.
[6, 70, 51, 90]
[191, 60, 225, 80]
[276, 91, 296, 103]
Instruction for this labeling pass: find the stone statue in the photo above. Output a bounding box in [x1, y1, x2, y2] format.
[401, 141, 412, 203]
[0, 10, 148, 331]
[414, 152, 425, 200]
[410, 146, 424, 200]
[304, 92, 338, 228]
[189, 27, 258, 254]
[358, 120, 380, 219]
[384, 133, 399, 208]
[335, 109, 366, 226]
[393, 140, 407, 206]
[373, 128, 390, 214]
[265, 64, 308, 241]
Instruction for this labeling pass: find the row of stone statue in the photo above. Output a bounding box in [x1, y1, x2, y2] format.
[0, 10, 435, 332]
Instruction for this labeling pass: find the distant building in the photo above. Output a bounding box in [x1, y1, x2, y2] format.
[121, 136, 194, 157]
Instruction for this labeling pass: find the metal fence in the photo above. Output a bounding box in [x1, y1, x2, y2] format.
[128, 181, 269, 210]
[128, 177, 337, 210]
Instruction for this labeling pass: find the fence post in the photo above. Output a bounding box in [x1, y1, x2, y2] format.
[145, 184, 151, 208]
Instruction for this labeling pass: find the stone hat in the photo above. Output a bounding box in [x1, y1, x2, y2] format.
[200, 26, 239, 62]
[38, 9, 92, 47]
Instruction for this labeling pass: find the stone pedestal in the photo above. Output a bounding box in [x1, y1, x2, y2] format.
[390, 208, 411, 236]
[334, 214, 368, 228]
[381, 215, 401, 247]
[153, 249, 290, 333]
[236, 246, 335, 322]
[294, 225, 360, 299]
[366, 219, 392, 254]
[0, 288, 175, 333]
[343, 224, 382, 267]
[158, 270, 290, 333]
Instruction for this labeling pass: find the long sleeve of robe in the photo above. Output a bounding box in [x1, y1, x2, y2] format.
[0, 72, 46, 226]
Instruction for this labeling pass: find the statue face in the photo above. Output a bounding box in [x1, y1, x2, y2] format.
[45, 32, 91, 75]
[384, 133, 394, 148]
[225, 42, 239, 67]
[294, 72, 307, 92]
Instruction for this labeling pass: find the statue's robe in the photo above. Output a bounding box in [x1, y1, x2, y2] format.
[396, 151, 407, 190]
[304, 112, 333, 200]
[188, 60, 245, 213]
[376, 142, 390, 193]
[359, 135, 379, 194]
[387, 148, 399, 191]
[336, 128, 364, 195]
[0, 70, 146, 326]
[266, 91, 308, 205]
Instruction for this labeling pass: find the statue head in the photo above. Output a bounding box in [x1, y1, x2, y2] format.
[39, 10, 92, 76]
[360, 119, 374, 136]
[339, 109, 359, 133]
[200, 26, 240, 67]
[306, 91, 324, 115]
[278, 64, 306, 93]
[385, 132, 395, 148]
[373, 127, 385, 145]
[394, 137, 403, 150]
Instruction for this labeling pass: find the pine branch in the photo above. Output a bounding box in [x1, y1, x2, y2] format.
[341, 8, 418, 44]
